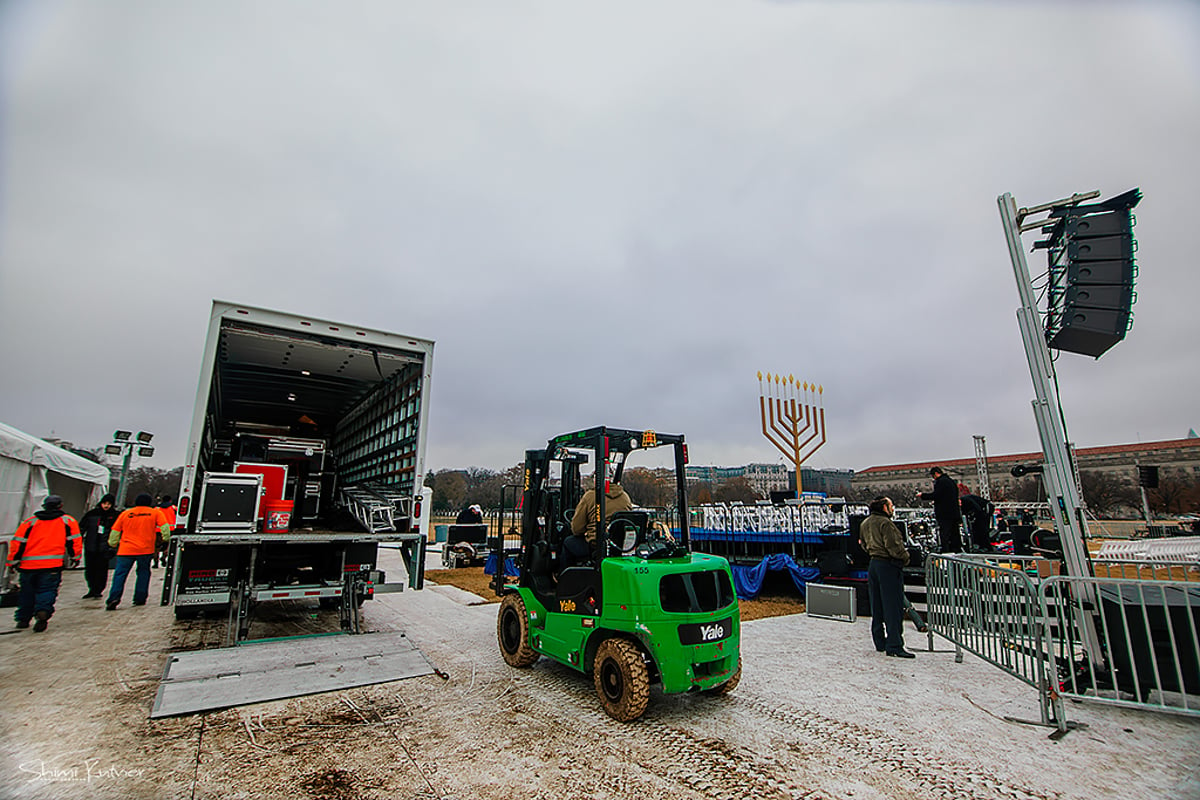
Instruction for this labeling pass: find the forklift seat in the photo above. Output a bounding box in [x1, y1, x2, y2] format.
[559, 534, 592, 570]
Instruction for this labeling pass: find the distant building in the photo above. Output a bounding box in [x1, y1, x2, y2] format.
[852, 437, 1200, 499]
[687, 463, 854, 498]
[793, 467, 854, 497]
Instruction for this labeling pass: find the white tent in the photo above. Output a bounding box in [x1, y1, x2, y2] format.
[0, 421, 110, 534]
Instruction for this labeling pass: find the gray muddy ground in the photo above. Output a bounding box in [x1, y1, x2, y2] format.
[2, 547, 1198, 800]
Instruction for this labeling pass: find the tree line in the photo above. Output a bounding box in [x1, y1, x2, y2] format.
[426, 465, 764, 515]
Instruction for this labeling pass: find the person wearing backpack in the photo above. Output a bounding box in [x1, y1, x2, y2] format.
[6, 495, 82, 632]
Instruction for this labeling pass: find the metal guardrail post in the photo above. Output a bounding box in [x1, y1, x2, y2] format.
[926, 554, 1061, 729]
[1041, 575, 1199, 719]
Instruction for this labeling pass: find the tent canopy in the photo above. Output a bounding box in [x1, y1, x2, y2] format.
[1, 421, 110, 534]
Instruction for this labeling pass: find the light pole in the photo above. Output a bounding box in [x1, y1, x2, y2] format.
[104, 430, 154, 507]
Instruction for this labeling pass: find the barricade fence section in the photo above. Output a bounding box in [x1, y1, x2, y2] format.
[1042, 575, 1200, 718]
[924, 555, 1061, 728]
[926, 553, 1200, 730]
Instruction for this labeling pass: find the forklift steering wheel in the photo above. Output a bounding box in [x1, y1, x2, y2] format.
[607, 518, 640, 555]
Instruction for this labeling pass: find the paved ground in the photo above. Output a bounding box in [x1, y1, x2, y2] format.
[1, 549, 1198, 800]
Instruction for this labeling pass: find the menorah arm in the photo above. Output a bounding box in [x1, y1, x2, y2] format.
[761, 398, 802, 464]
[766, 397, 795, 446]
[797, 408, 827, 462]
[763, 431, 800, 464]
[783, 399, 813, 440]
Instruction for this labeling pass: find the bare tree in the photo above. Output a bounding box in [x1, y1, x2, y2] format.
[622, 467, 676, 508]
[428, 470, 468, 513]
[712, 476, 760, 504]
[1078, 470, 1140, 517]
[1148, 475, 1200, 516]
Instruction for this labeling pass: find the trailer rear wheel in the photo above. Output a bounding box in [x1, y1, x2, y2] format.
[594, 638, 650, 722]
[497, 593, 538, 667]
[705, 656, 741, 695]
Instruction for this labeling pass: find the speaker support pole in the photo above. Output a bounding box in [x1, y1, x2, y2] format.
[998, 192, 1104, 667]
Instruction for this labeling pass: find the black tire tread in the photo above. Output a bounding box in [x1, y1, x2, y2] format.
[593, 637, 650, 722]
[497, 593, 539, 667]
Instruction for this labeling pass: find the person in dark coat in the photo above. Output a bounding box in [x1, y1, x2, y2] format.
[78, 493, 119, 598]
[917, 466, 963, 553]
[455, 504, 483, 525]
[959, 493, 995, 552]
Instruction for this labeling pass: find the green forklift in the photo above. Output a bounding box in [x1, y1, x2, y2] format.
[492, 427, 740, 721]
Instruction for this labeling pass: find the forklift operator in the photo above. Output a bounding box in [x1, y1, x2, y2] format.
[565, 466, 634, 565]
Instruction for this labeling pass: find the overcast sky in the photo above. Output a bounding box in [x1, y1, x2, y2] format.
[1, 0, 1197, 480]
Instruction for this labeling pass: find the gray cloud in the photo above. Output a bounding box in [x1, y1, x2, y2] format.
[1, 0, 1196, 477]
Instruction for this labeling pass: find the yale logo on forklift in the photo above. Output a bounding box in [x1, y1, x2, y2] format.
[678, 618, 732, 645]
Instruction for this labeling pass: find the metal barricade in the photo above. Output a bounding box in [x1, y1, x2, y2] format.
[925, 554, 1063, 727]
[1041, 575, 1200, 719]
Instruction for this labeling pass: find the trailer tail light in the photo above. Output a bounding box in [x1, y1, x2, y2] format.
[179, 497, 190, 517]
[413, 494, 422, 519]
[682, 444, 689, 465]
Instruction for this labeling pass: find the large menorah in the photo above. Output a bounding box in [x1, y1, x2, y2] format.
[758, 372, 827, 497]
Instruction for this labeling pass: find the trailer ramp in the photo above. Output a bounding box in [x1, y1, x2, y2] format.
[151, 632, 433, 718]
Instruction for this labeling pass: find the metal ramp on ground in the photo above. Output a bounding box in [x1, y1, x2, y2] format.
[151, 632, 434, 718]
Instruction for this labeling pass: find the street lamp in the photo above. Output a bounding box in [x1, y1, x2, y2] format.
[109, 430, 154, 507]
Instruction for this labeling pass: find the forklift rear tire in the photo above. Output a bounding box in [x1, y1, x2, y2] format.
[593, 638, 650, 722]
[705, 656, 741, 695]
[497, 593, 538, 667]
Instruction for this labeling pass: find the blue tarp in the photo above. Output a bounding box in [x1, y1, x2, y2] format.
[483, 553, 520, 577]
[730, 553, 822, 600]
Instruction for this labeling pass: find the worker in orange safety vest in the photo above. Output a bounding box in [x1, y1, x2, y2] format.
[7, 495, 82, 632]
[105, 493, 170, 611]
[152, 495, 176, 567]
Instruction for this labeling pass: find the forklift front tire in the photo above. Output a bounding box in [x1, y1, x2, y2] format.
[593, 638, 650, 722]
[497, 593, 539, 668]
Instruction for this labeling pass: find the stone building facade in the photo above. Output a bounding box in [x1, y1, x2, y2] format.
[852, 437, 1200, 500]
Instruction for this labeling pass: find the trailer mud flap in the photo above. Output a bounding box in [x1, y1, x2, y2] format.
[151, 632, 434, 718]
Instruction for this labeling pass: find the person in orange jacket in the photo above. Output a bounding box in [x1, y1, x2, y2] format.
[7, 495, 82, 632]
[152, 495, 176, 568]
[105, 493, 170, 610]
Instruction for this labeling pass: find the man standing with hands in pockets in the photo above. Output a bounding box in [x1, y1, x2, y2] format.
[860, 496, 915, 659]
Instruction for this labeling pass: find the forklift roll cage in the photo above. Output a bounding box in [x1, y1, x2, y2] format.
[495, 426, 690, 606]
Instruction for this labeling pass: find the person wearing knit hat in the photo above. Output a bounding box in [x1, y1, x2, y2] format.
[105, 493, 170, 610]
[78, 493, 119, 599]
[6, 495, 82, 632]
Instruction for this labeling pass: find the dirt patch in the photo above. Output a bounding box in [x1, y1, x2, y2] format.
[427, 566, 806, 621]
[298, 768, 360, 800]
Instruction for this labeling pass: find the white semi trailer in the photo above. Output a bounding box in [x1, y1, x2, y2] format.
[163, 301, 434, 639]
